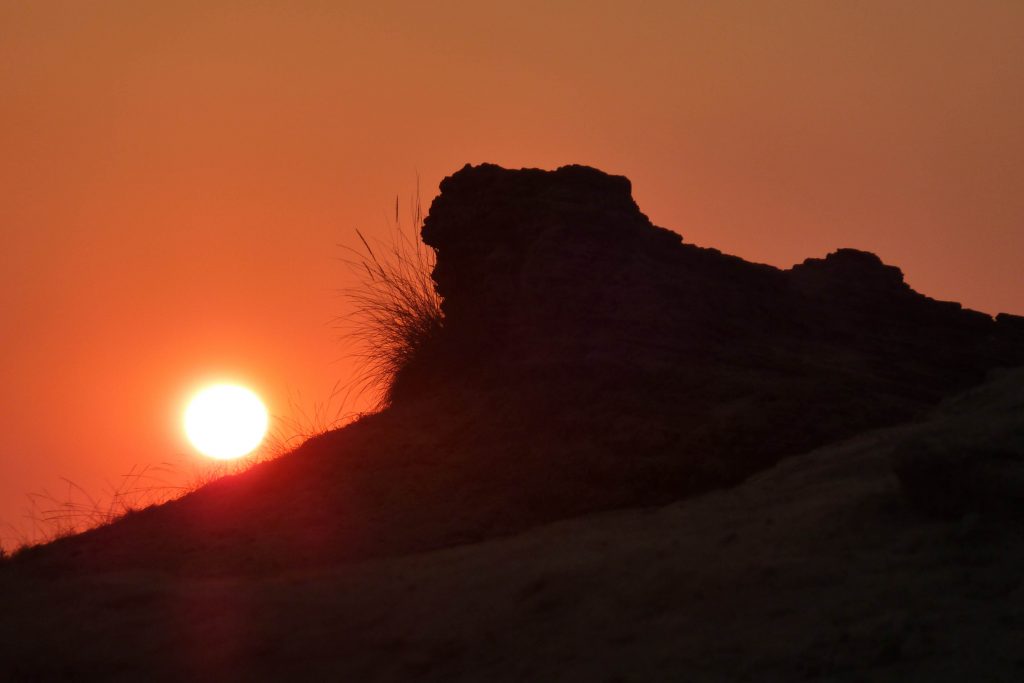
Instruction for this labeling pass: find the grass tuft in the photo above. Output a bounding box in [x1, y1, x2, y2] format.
[337, 184, 443, 408]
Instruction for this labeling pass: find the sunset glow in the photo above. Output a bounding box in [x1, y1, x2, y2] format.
[2, 0, 1024, 552]
[184, 384, 269, 460]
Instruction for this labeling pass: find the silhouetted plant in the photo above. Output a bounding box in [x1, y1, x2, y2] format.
[259, 380, 357, 456]
[338, 186, 443, 408]
[9, 463, 184, 549]
[0, 383, 367, 551]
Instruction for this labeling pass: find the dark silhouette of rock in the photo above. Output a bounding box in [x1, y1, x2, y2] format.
[407, 163, 1024, 492]
[894, 443, 1024, 519]
[997, 311, 1024, 331]
[891, 366, 1024, 519]
[14, 163, 1024, 576]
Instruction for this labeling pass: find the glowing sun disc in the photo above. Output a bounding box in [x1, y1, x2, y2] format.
[184, 384, 269, 460]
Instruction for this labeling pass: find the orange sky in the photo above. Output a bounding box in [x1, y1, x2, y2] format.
[2, 1, 1022, 546]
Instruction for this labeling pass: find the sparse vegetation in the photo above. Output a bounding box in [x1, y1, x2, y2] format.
[338, 185, 444, 408]
[5, 463, 183, 551]
[259, 380, 357, 458]
[2, 385, 360, 552]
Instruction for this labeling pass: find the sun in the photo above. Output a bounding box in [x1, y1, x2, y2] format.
[184, 384, 269, 460]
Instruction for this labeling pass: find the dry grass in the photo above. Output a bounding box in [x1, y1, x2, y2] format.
[337, 185, 443, 408]
[1, 384, 360, 554]
[260, 380, 355, 458]
[9, 463, 185, 550]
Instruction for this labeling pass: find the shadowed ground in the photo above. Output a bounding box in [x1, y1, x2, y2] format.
[2, 368, 1022, 681]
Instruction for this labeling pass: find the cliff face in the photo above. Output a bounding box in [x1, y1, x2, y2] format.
[19, 163, 1024, 576]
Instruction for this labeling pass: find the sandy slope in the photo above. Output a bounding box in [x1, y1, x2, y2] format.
[2, 370, 1021, 681]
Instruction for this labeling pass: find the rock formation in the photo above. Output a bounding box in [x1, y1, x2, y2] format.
[402, 163, 1024, 493]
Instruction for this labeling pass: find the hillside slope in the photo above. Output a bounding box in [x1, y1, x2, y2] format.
[3, 367, 1022, 681]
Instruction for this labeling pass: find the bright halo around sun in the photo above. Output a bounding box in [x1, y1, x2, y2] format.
[184, 384, 269, 460]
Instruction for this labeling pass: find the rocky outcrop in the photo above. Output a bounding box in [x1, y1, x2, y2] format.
[894, 442, 1024, 519]
[419, 165, 1015, 375]
[411, 165, 1023, 476]
[891, 366, 1024, 519]
[789, 248, 911, 300]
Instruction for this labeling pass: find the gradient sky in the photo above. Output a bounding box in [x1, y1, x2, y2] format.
[2, 0, 1022, 545]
